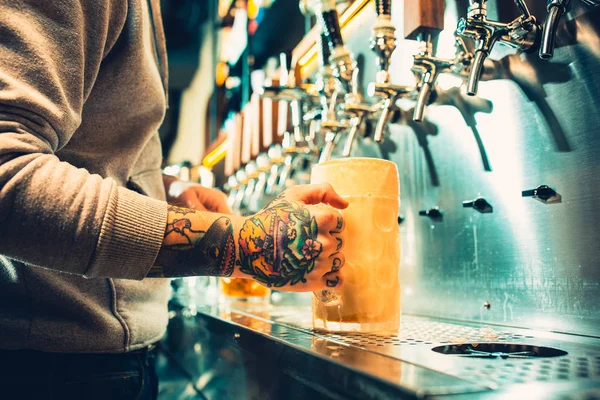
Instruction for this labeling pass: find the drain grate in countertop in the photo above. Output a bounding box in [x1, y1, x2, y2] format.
[225, 308, 600, 386]
[457, 354, 600, 385]
[316, 316, 526, 347]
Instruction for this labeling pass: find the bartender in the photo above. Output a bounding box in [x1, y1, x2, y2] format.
[0, 0, 346, 399]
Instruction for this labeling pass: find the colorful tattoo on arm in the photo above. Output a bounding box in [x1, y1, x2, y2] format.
[237, 200, 322, 287]
[266, 191, 287, 207]
[148, 206, 236, 278]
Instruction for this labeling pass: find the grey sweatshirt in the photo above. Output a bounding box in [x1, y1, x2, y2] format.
[0, 0, 173, 353]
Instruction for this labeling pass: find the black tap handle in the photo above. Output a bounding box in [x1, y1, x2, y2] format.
[318, 8, 344, 50]
[317, 33, 331, 68]
[463, 198, 493, 213]
[375, 0, 391, 16]
[419, 208, 443, 221]
[522, 185, 561, 203]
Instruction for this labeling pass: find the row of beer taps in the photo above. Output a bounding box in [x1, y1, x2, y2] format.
[225, 0, 599, 215]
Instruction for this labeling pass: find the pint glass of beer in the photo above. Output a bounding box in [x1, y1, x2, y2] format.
[220, 278, 270, 303]
[310, 158, 401, 333]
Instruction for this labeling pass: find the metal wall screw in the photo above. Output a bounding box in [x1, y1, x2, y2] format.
[484, 301, 491, 309]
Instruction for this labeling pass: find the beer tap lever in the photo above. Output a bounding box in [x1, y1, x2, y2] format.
[369, 83, 414, 143]
[412, 36, 472, 122]
[311, 0, 360, 101]
[403, 1, 446, 122]
[371, 0, 396, 84]
[457, 0, 540, 96]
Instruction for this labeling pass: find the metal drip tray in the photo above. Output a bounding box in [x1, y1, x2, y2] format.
[431, 343, 568, 358]
[191, 302, 600, 399]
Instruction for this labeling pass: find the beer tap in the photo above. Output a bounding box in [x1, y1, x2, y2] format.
[226, 175, 239, 211]
[411, 36, 477, 122]
[240, 161, 259, 214]
[457, 0, 540, 96]
[369, 82, 414, 142]
[248, 153, 272, 213]
[278, 130, 318, 188]
[404, 0, 448, 122]
[371, 0, 397, 86]
[540, 0, 599, 59]
[313, 0, 359, 102]
[369, 0, 415, 143]
[232, 169, 248, 215]
[315, 33, 338, 118]
[540, 0, 570, 59]
[265, 144, 285, 196]
[260, 83, 320, 144]
[309, 0, 374, 161]
[313, 31, 349, 162]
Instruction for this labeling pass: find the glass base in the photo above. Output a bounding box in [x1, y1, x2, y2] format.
[312, 317, 400, 334]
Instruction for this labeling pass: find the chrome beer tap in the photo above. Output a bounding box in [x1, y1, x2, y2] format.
[232, 169, 248, 215]
[277, 130, 318, 188]
[369, 0, 415, 143]
[312, 0, 379, 159]
[260, 83, 320, 144]
[457, 0, 540, 96]
[240, 161, 259, 214]
[226, 175, 239, 211]
[411, 35, 473, 122]
[369, 82, 415, 142]
[265, 144, 285, 196]
[540, 0, 570, 59]
[371, 0, 396, 86]
[248, 153, 272, 213]
[540, 0, 599, 59]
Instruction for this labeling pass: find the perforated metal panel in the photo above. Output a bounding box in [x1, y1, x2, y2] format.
[225, 307, 600, 388]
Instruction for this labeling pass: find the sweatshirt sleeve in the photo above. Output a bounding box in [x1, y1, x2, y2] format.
[0, 0, 168, 280]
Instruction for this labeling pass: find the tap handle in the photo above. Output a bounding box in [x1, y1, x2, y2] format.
[317, 33, 332, 68]
[540, 0, 570, 59]
[316, 0, 344, 51]
[279, 53, 289, 87]
[375, 0, 391, 16]
[404, 0, 445, 40]
[414, 81, 432, 122]
[290, 100, 305, 143]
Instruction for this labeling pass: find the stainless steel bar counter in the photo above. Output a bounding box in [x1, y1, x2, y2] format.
[158, 297, 600, 399]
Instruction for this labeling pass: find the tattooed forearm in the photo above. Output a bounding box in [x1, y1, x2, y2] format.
[148, 205, 236, 278]
[237, 200, 322, 287]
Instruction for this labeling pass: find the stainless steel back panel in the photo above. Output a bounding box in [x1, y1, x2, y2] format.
[329, 0, 600, 336]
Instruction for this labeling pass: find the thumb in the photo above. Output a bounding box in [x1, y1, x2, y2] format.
[286, 183, 349, 209]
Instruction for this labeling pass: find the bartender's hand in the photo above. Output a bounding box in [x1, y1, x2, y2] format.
[236, 184, 347, 292]
[166, 179, 231, 214]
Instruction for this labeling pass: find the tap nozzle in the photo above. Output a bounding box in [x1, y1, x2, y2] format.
[411, 35, 469, 122]
[457, 0, 539, 96]
[340, 103, 376, 156]
[261, 84, 319, 143]
[540, 0, 570, 59]
[368, 82, 414, 142]
[226, 175, 239, 210]
[318, 120, 348, 163]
